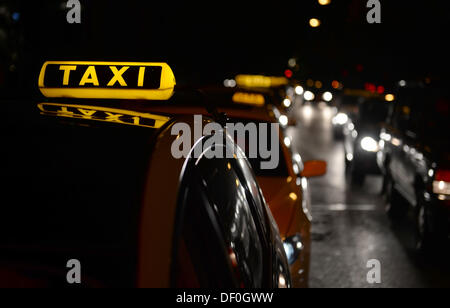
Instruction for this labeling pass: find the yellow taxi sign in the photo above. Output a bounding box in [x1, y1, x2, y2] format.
[343, 88, 381, 99]
[235, 75, 288, 88]
[232, 92, 265, 106]
[38, 61, 176, 100]
[37, 102, 170, 129]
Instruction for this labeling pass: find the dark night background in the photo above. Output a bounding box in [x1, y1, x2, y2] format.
[1, 0, 449, 98]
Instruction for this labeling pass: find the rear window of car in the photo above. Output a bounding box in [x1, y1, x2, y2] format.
[227, 119, 289, 177]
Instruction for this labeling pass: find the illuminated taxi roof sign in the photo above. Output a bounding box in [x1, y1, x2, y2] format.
[232, 92, 265, 106]
[39, 61, 176, 100]
[37, 102, 170, 129]
[343, 89, 381, 99]
[235, 75, 288, 88]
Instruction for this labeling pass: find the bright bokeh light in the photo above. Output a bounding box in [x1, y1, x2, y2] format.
[279, 115, 288, 127]
[283, 98, 292, 108]
[385, 94, 395, 102]
[318, 0, 331, 5]
[295, 86, 304, 95]
[288, 58, 297, 68]
[348, 123, 354, 131]
[284, 69, 293, 78]
[433, 180, 450, 195]
[223, 79, 236, 88]
[309, 18, 321, 28]
[284, 136, 292, 147]
[322, 91, 333, 102]
[278, 274, 287, 288]
[304, 91, 315, 101]
[332, 112, 348, 125]
[293, 164, 299, 175]
[360, 136, 379, 152]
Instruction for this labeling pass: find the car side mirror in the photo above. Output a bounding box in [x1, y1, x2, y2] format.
[300, 160, 327, 178]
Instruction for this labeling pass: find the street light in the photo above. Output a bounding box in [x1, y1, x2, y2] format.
[309, 18, 321, 28]
[385, 94, 395, 102]
[318, 0, 331, 5]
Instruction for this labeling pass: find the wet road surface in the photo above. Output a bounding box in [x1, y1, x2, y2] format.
[287, 103, 450, 288]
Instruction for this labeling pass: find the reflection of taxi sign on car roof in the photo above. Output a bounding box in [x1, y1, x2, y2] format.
[235, 74, 288, 88]
[38, 61, 176, 100]
[232, 92, 265, 106]
[37, 102, 170, 129]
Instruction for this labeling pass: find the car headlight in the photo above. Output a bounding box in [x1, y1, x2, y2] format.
[332, 113, 348, 125]
[283, 234, 303, 265]
[360, 136, 379, 152]
[304, 91, 315, 101]
[295, 86, 304, 95]
[322, 91, 333, 102]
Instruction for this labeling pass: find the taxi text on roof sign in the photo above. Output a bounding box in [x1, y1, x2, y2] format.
[38, 61, 176, 100]
[235, 75, 288, 88]
[232, 92, 265, 106]
[37, 102, 170, 129]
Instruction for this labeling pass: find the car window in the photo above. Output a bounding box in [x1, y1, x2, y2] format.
[197, 154, 265, 287]
[229, 119, 289, 177]
[174, 137, 268, 288]
[174, 171, 238, 288]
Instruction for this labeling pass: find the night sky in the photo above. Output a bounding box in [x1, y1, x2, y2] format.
[1, 0, 449, 97]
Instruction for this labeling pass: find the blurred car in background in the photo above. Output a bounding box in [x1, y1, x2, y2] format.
[379, 80, 450, 252]
[344, 95, 390, 183]
[234, 74, 297, 127]
[0, 61, 292, 288]
[301, 87, 334, 106]
[332, 89, 364, 139]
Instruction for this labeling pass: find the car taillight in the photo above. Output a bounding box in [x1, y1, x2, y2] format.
[433, 170, 450, 197]
[435, 170, 450, 182]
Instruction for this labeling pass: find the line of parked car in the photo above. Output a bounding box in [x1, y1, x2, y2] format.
[331, 79, 450, 253]
[0, 62, 326, 287]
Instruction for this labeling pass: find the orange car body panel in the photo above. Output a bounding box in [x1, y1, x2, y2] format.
[140, 103, 311, 287]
